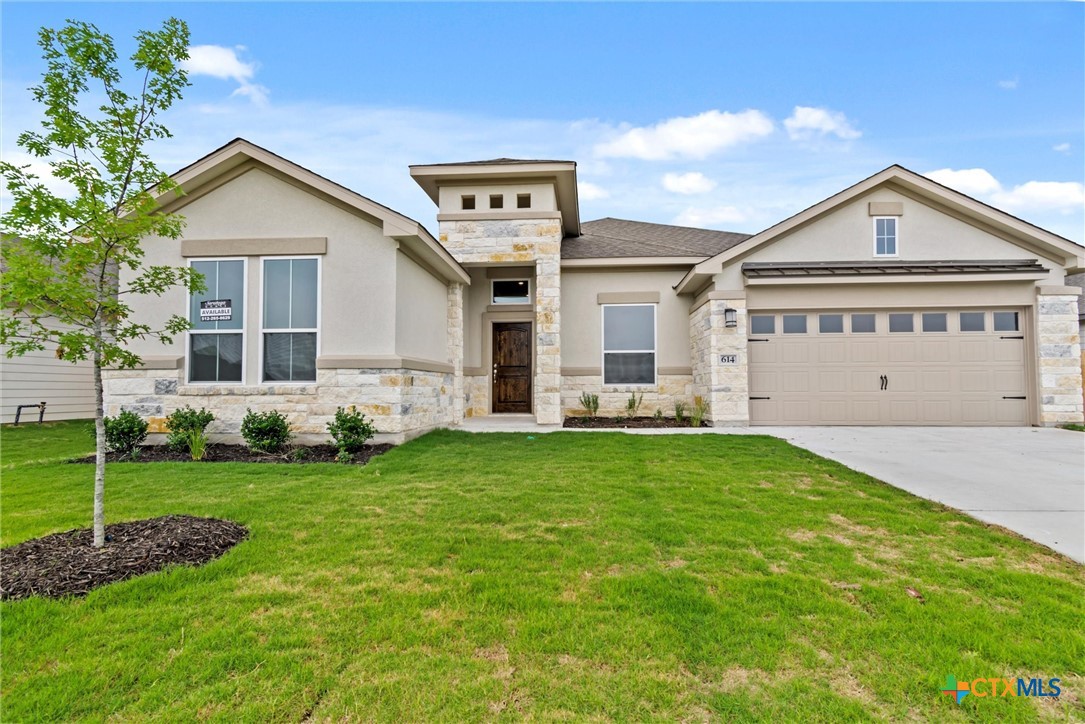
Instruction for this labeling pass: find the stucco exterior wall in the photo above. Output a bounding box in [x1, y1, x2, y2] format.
[561, 268, 691, 369]
[714, 187, 1065, 289]
[128, 167, 399, 378]
[395, 250, 450, 362]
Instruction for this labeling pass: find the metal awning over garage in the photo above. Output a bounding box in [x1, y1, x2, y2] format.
[741, 259, 1047, 278]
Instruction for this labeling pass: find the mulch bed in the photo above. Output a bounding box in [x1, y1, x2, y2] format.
[0, 515, 248, 601]
[563, 416, 704, 429]
[72, 443, 394, 465]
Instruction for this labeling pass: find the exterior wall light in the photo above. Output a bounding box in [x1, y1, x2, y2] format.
[724, 307, 737, 328]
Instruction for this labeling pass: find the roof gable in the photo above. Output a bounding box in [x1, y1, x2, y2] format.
[675, 165, 1085, 294]
[156, 138, 469, 285]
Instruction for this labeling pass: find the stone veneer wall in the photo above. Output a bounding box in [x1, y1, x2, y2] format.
[1036, 291, 1085, 426]
[689, 297, 749, 426]
[439, 218, 563, 423]
[447, 282, 465, 424]
[561, 374, 693, 418]
[103, 366, 455, 444]
[464, 375, 489, 418]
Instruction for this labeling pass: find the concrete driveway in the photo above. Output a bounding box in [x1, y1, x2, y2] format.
[759, 427, 1085, 563]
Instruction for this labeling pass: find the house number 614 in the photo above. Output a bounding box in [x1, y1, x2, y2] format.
[719, 354, 737, 364]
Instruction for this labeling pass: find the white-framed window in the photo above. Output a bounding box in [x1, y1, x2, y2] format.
[874, 217, 898, 257]
[260, 256, 320, 383]
[187, 258, 246, 384]
[601, 304, 656, 386]
[491, 279, 531, 304]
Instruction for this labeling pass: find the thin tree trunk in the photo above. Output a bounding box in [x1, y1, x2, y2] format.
[93, 322, 106, 547]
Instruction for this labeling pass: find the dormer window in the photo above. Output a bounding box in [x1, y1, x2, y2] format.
[461, 195, 475, 210]
[874, 217, 898, 257]
[489, 194, 504, 209]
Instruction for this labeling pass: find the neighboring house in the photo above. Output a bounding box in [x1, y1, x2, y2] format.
[1, 326, 95, 424]
[1066, 272, 1085, 412]
[104, 139, 1085, 441]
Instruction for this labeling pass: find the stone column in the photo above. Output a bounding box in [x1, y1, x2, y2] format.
[690, 296, 749, 426]
[447, 282, 465, 424]
[1037, 289, 1084, 426]
[534, 249, 562, 424]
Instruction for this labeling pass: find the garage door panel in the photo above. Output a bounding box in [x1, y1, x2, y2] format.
[888, 341, 917, 363]
[994, 341, 1025, 363]
[818, 342, 846, 363]
[920, 340, 951, 363]
[782, 371, 810, 393]
[818, 370, 847, 393]
[922, 399, 953, 423]
[850, 341, 879, 363]
[780, 343, 810, 364]
[748, 307, 1028, 426]
[749, 370, 777, 395]
[918, 369, 951, 393]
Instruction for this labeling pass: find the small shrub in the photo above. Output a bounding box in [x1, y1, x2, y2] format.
[654, 408, 664, 421]
[165, 406, 214, 451]
[336, 450, 354, 464]
[326, 406, 376, 454]
[674, 401, 687, 423]
[186, 429, 208, 461]
[690, 396, 709, 428]
[579, 392, 600, 417]
[290, 447, 309, 462]
[241, 409, 292, 453]
[626, 392, 644, 418]
[102, 410, 148, 456]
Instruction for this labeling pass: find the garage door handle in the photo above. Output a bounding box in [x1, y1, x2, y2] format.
[880, 375, 887, 391]
[1002, 396, 1026, 400]
[999, 335, 1024, 340]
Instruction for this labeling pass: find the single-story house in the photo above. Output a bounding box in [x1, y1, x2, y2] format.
[105, 139, 1085, 442]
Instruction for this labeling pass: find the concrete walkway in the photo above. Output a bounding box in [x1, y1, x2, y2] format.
[759, 427, 1085, 563]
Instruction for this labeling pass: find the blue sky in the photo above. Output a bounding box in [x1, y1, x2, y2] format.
[3, 2, 1083, 242]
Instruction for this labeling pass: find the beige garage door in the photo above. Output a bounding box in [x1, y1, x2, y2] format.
[748, 309, 1028, 425]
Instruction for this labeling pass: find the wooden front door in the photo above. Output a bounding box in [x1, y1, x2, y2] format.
[492, 322, 532, 413]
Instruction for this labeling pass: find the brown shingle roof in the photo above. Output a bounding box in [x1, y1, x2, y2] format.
[562, 218, 750, 260]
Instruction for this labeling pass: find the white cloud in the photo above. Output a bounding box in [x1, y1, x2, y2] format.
[998, 77, 1019, 90]
[578, 181, 609, 201]
[784, 106, 861, 141]
[925, 168, 1002, 196]
[594, 109, 774, 161]
[926, 167, 1084, 215]
[993, 181, 1085, 214]
[662, 171, 716, 195]
[183, 45, 269, 106]
[1053, 142, 1071, 153]
[673, 205, 746, 228]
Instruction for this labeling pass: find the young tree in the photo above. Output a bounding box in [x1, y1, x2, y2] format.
[0, 18, 203, 547]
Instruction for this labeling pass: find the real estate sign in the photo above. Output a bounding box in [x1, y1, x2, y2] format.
[199, 299, 232, 322]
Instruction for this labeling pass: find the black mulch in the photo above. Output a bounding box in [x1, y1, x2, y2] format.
[563, 416, 704, 429]
[72, 443, 394, 465]
[0, 515, 248, 601]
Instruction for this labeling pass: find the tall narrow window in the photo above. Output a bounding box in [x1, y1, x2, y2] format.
[874, 217, 898, 256]
[602, 304, 656, 385]
[188, 259, 244, 383]
[262, 258, 318, 382]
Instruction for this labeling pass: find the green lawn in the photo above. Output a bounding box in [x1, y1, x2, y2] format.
[1, 421, 1082, 721]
